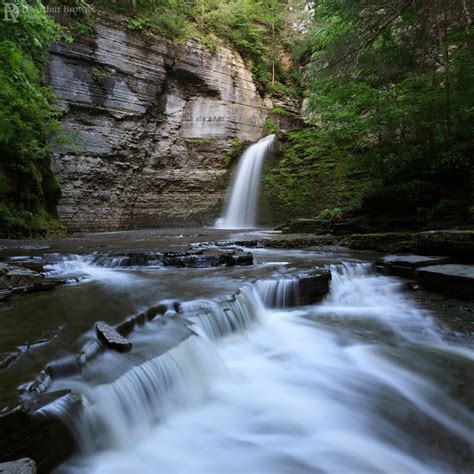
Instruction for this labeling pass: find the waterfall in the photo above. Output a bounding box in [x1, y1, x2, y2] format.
[216, 134, 275, 229]
[53, 336, 224, 454]
[182, 286, 265, 339]
[255, 278, 299, 308]
[48, 287, 266, 455]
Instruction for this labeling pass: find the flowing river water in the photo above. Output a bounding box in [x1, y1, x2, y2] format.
[1, 229, 473, 473]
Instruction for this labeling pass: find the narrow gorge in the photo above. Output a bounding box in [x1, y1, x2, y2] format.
[47, 13, 272, 231]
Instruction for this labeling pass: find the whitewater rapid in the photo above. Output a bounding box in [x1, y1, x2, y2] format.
[54, 262, 473, 474]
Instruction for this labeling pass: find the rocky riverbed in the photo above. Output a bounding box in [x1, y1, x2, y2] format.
[1, 228, 473, 472]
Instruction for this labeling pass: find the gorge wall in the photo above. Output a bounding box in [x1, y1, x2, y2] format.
[47, 13, 267, 231]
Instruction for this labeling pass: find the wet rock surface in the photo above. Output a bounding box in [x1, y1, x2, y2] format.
[0, 458, 36, 474]
[297, 271, 332, 305]
[77, 248, 253, 269]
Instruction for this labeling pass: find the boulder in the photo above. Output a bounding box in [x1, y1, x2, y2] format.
[0, 458, 36, 474]
[95, 321, 133, 352]
[416, 264, 474, 300]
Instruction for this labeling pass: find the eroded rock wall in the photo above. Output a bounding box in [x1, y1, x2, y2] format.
[47, 14, 266, 231]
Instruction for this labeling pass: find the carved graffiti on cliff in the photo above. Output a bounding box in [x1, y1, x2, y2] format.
[194, 116, 225, 122]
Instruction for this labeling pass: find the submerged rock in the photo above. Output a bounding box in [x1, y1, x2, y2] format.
[95, 321, 133, 352]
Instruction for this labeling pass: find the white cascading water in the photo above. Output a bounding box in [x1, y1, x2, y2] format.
[255, 278, 299, 308]
[53, 261, 474, 474]
[215, 134, 275, 229]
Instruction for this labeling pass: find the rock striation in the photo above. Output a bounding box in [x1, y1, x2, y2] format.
[47, 13, 267, 231]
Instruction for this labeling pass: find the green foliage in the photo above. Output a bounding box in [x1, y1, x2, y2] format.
[128, 17, 152, 31]
[93, 0, 295, 94]
[0, 0, 65, 237]
[264, 118, 279, 135]
[268, 107, 296, 117]
[269, 80, 297, 98]
[224, 136, 243, 167]
[262, 128, 370, 222]
[293, 0, 474, 223]
[318, 207, 342, 220]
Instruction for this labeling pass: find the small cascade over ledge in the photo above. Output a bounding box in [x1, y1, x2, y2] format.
[216, 134, 275, 229]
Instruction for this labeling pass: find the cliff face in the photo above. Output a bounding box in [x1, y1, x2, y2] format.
[47, 15, 266, 231]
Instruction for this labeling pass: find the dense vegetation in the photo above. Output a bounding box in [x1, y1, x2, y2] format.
[0, 0, 65, 237]
[267, 0, 473, 227]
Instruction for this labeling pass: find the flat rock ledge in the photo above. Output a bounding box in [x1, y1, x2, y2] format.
[0, 458, 36, 474]
[377, 255, 450, 278]
[89, 249, 254, 268]
[417, 264, 474, 300]
[229, 229, 474, 259]
[96, 321, 133, 352]
[377, 255, 474, 300]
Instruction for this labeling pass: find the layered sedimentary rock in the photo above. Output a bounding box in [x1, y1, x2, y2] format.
[47, 14, 266, 231]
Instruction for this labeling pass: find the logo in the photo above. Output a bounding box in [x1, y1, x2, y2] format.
[3, 2, 20, 22]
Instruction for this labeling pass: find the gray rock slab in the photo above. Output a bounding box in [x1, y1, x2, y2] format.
[381, 255, 450, 267]
[417, 264, 474, 299]
[378, 255, 450, 278]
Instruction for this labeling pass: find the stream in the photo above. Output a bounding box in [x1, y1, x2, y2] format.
[1, 230, 473, 473]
